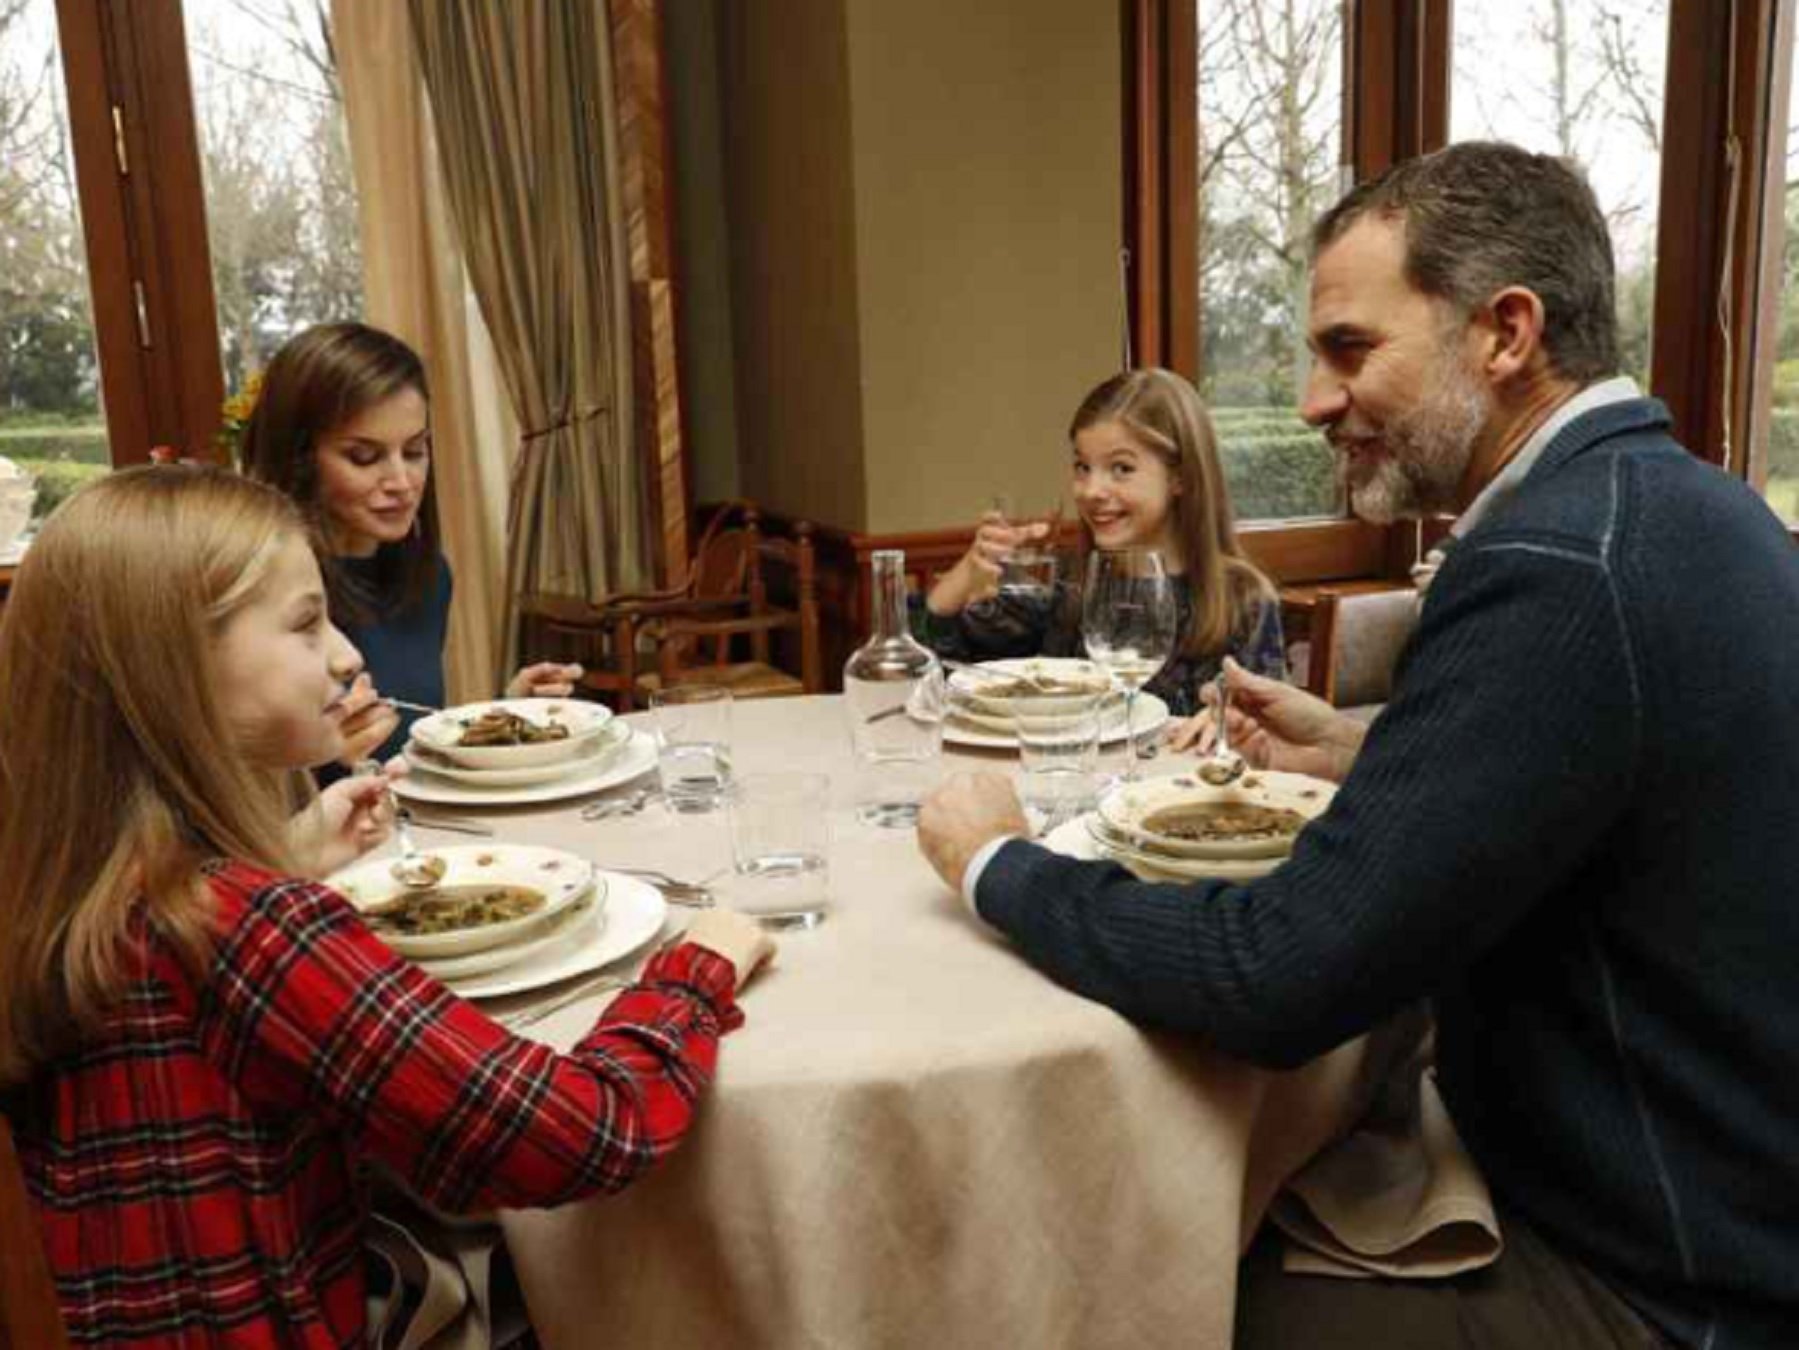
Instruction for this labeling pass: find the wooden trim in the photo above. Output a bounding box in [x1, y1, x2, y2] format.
[1348, 0, 1451, 177]
[55, 0, 222, 465]
[1733, 0, 1795, 490]
[610, 0, 690, 587]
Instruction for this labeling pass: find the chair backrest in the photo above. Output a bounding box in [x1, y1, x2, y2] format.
[1305, 587, 1419, 711]
[0, 1113, 70, 1349]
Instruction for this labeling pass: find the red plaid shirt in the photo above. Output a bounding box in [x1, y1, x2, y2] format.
[7, 860, 742, 1347]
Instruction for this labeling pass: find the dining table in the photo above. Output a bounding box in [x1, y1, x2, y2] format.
[405, 693, 1383, 1350]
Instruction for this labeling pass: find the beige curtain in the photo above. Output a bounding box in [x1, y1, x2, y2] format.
[331, 0, 515, 704]
[408, 0, 649, 677]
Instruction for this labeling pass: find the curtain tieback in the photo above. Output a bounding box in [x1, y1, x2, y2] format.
[520, 403, 611, 444]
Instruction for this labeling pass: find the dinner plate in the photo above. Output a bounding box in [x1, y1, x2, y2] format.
[329, 844, 597, 960]
[402, 720, 632, 787]
[1040, 813, 1281, 883]
[414, 885, 605, 981]
[394, 727, 658, 807]
[945, 691, 1170, 750]
[1080, 815, 1283, 882]
[1096, 769, 1335, 859]
[445, 873, 669, 1000]
[410, 697, 614, 770]
[948, 657, 1116, 718]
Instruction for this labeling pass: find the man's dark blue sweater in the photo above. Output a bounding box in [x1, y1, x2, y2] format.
[975, 398, 1799, 1348]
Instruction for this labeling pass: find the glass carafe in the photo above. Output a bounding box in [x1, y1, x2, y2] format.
[843, 550, 944, 826]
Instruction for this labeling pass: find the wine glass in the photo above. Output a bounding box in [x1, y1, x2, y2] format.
[1081, 549, 1177, 780]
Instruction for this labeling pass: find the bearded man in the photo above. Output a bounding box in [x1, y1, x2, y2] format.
[917, 141, 1799, 1348]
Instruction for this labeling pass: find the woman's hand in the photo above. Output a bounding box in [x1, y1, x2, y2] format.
[337, 673, 401, 767]
[506, 662, 585, 699]
[290, 763, 405, 877]
[1169, 657, 1367, 783]
[925, 511, 1051, 616]
[680, 910, 777, 990]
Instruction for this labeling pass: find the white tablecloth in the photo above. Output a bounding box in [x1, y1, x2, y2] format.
[446, 696, 1373, 1348]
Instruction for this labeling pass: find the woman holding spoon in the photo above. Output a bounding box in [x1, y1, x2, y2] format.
[916, 368, 1286, 717]
[241, 323, 582, 764]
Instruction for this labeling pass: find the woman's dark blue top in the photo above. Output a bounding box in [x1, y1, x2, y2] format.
[334, 550, 452, 763]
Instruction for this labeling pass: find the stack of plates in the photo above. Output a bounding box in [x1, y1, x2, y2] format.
[1072, 769, 1337, 882]
[944, 657, 1169, 749]
[395, 698, 657, 808]
[329, 843, 670, 999]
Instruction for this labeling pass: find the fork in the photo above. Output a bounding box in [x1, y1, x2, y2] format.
[499, 974, 630, 1030]
[602, 865, 720, 908]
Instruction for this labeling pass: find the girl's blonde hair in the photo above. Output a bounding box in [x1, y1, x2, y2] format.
[1069, 368, 1275, 659]
[0, 466, 307, 1087]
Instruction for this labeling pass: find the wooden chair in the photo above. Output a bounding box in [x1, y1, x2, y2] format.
[520, 501, 822, 710]
[1301, 585, 1420, 717]
[1, 1114, 69, 1350]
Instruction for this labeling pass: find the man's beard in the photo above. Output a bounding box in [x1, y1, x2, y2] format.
[1335, 355, 1490, 525]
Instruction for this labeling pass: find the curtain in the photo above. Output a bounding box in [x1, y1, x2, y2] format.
[331, 0, 515, 704]
[408, 0, 649, 678]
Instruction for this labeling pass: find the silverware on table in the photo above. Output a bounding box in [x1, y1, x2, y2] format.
[499, 973, 631, 1030]
[579, 787, 658, 821]
[398, 811, 496, 837]
[601, 865, 720, 908]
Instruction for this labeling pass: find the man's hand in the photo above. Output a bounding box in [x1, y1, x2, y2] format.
[1170, 657, 1367, 783]
[506, 662, 585, 699]
[917, 771, 1030, 892]
[336, 673, 401, 767]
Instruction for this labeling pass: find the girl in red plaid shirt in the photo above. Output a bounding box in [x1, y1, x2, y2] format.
[0, 466, 773, 1347]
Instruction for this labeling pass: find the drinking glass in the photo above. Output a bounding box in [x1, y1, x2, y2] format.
[650, 685, 734, 812]
[1080, 549, 1177, 780]
[728, 772, 832, 929]
[1013, 689, 1104, 832]
[973, 494, 1064, 612]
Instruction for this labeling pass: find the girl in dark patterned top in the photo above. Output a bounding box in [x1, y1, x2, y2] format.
[916, 368, 1286, 717]
[0, 467, 774, 1348]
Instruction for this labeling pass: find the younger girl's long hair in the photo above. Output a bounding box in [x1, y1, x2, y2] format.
[239, 321, 439, 625]
[0, 467, 307, 1087]
[1068, 368, 1275, 659]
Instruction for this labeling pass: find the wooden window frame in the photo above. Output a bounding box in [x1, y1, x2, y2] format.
[1129, 0, 1797, 579]
[55, 0, 222, 465]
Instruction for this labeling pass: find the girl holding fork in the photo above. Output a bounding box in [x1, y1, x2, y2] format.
[916, 368, 1286, 716]
[0, 466, 773, 1347]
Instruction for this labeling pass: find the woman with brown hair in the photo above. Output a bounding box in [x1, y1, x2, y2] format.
[918, 367, 1286, 716]
[0, 466, 773, 1346]
[241, 321, 579, 761]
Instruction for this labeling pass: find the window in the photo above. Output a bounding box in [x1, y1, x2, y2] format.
[1132, 0, 1798, 585]
[0, 0, 109, 519]
[1196, 0, 1345, 523]
[184, 0, 361, 397]
[1449, 0, 1668, 387]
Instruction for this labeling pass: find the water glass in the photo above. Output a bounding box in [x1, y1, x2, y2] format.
[997, 547, 1060, 598]
[651, 685, 734, 813]
[728, 772, 832, 929]
[1014, 690, 1103, 831]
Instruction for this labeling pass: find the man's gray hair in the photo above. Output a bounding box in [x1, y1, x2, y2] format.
[1313, 141, 1620, 383]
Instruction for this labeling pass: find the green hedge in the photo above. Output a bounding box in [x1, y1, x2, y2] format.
[0, 425, 110, 467]
[7, 458, 110, 519]
[1211, 406, 1338, 520]
[1767, 407, 1799, 483]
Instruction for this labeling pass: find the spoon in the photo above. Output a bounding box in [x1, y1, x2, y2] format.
[390, 808, 450, 888]
[354, 760, 448, 889]
[1196, 673, 1246, 787]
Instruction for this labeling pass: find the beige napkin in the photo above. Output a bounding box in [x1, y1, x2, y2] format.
[1268, 1016, 1502, 1280]
[365, 1180, 532, 1349]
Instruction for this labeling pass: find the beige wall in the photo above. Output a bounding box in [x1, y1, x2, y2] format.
[844, 0, 1121, 532]
[696, 0, 1121, 534]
